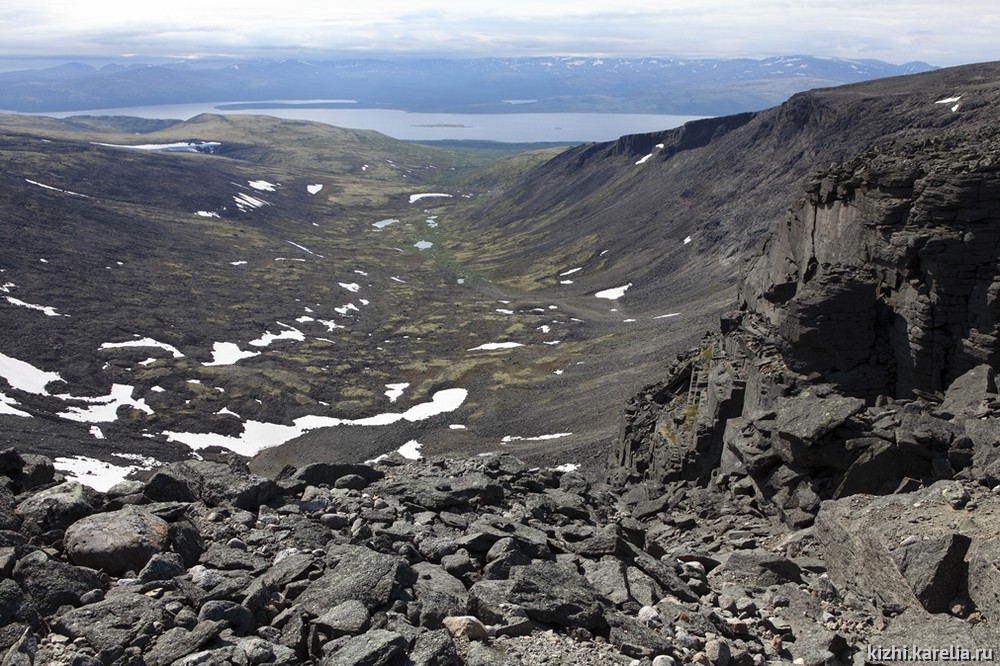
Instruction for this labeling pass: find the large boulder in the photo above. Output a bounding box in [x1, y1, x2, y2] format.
[11, 550, 102, 616]
[144, 460, 277, 510]
[814, 482, 986, 617]
[295, 545, 414, 615]
[64, 506, 171, 575]
[14, 481, 98, 535]
[504, 561, 608, 630]
[53, 592, 167, 665]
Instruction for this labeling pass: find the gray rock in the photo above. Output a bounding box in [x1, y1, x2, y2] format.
[608, 612, 675, 659]
[334, 474, 368, 490]
[296, 545, 414, 614]
[0, 628, 35, 666]
[939, 364, 996, 417]
[412, 562, 468, 628]
[198, 543, 269, 572]
[14, 481, 97, 535]
[0, 581, 38, 655]
[375, 473, 504, 511]
[138, 552, 186, 583]
[288, 462, 384, 488]
[410, 629, 461, 666]
[145, 460, 278, 510]
[627, 546, 699, 602]
[467, 579, 516, 625]
[144, 621, 226, 666]
[320, 628, 407, 666]
[967, 538, 1000, 622]
[891, 533, 971, 613]
[198, 599, 255, 635]
[582, 556, 633, 607]
[715, 549, 803, 588]
[313, 599, 371, 638]
[64, 506, 171, 575]
[772, 390, 865, 448]
[0, 485, 20, 532]
[53, 592, 166, 665]
[12, 550, 102, 615]
[505, 560, 608, 630]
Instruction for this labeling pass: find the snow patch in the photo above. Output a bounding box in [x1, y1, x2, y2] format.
[249, 180, 278, 192]
[409, 193, 453, 204]
[165, 388, 467, 457]
[196, 211, 220, 218]
[502, 433, 572, 443]
[397, 440, 422, 460]
[0, 353, 61, 395]
[234, 192, 270, 211]
[552, 463, 580, 473]
[373, 218, 399, 229]
[560, 267, 583, 276]
[248, 323, 305, 347]
[339, 282, 361, 293]
[205, 342, 260, 366]
[595, 283, 632, 300]
[384, 383, 410, 403]
[307, 184, 324, 194]
[55, 454, 157, 492]
[286, 240, 320, 256]
[654, 313, 682, 319]
[100, 337, 183, 358]
[6, 296, 63, 317]
[93, 141, 219, 153]
[468, 342, 524, 351]
[25, 179, 90, 198]
[414, 241, 433, 250]
[0, 392, 30, 417]
[57, 384, 154, 423]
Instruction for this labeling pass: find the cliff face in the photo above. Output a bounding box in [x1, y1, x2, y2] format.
[612, 129, 1000, 530]
[741, 132, 1000, 399]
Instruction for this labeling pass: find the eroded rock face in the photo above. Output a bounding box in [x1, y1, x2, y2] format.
[740, 133, 1000, 400]
[613, 132, 1000, 532]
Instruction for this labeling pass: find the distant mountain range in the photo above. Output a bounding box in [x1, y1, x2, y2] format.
[0, 55, 936, 116]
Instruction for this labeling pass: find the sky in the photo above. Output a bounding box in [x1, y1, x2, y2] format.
[1, 1, 998, 67]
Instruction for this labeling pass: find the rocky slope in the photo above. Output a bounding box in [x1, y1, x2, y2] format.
[461, 62, 1000, 307]
[4, 445, 998, 666]
[609, 81, 1000, 659]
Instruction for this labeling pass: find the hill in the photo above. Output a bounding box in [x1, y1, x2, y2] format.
[0, 55, 935, 116]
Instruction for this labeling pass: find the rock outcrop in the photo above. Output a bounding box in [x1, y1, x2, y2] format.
[614, 130, 1000, 520]
[741, 130, 1000, 400]
[609, 126, 1000, 661]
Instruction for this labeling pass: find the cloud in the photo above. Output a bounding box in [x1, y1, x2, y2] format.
[0, 1, 997, 66]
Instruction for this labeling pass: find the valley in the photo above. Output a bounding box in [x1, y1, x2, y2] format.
[2, 61, 1000, 494]
[0, 112, 722, 489]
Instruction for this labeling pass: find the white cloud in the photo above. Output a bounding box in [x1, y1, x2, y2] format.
[0, 1, 997, 65]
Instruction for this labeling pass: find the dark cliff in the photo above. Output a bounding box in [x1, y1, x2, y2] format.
[741, 130, 1000, 399]
[612, 73, 1000, 530]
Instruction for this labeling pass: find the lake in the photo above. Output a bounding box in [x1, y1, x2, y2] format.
[33, 101, 704, 143]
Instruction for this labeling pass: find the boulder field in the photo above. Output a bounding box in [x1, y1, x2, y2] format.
[1, 444, 998, 665]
